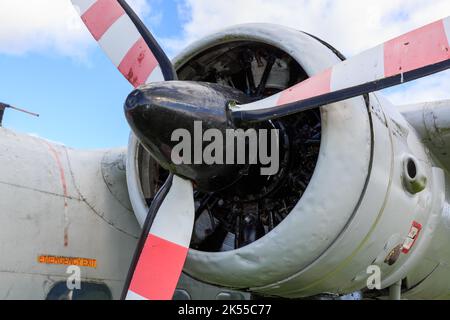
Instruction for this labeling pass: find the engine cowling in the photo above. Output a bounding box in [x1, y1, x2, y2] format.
[126, 23, 445, 298]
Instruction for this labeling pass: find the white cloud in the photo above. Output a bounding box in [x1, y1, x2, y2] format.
[0, 0, 150, 59]
[169, 0, 450, 104]
[0, 1, 448, 105]
[175, 0, 450, 55]
[384, 70, 450, 105]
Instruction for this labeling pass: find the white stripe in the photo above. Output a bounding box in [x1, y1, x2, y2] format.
[126, 290, 147, 300]
[98, 14, 141, 67]
[146, 66, 164, 83]
[71, 0, 96, 15]
[443, 17, 450, 46]
[235, 93, 281, 112]
[330, 44, 385, 91]
[150, 176, 194, 247]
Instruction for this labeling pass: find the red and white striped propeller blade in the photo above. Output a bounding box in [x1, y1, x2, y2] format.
[71, 0, 194, 301]
[71, 0, 176, 86]
[232, 16, 450, 124]
[123, 175, 195, 300]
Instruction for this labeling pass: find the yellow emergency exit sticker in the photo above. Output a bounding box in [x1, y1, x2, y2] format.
[38, 255, 97, 268]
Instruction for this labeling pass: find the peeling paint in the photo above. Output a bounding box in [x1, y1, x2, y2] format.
[63, 148, 138, 239]
[100, 151, 133, 212]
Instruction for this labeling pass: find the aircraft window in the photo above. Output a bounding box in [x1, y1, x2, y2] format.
[46, 282, 112, 300]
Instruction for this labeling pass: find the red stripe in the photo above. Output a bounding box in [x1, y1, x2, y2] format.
[43, 141, 68, 198]
[384, 20, 450, 77]
[81, 0, 125, 41]
[277, 68, 332, 106]
[118, 37, 159, 88]
[129, 234, 189, 300]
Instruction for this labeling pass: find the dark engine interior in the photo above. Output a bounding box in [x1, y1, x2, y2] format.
[137, 41, 322, 251]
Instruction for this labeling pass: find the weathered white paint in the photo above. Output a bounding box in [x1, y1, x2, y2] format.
[127, 23, 449, 298]
[150, 176, 194, 247]
[2, 21, 446, 299]
[399, 100, 450, 172]
[146, 66, 165, 83]
[0, 128, 238, 300]
[71, 0, 96, 15]
[232, 93, 281, 112]
[443, 17, 450, 45]
[98, 14, 141, 67]
[0, 128, 140, 299]
[331, 44, 385, 90]
[130, 24, 373, 292]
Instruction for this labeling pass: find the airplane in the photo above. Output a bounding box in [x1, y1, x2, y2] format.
[0, 0, 450, 300]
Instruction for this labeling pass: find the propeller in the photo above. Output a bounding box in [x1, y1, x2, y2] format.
[231, 17, 450, 124]
[72, 0, 176, 86]
[72, 0, 450, 300]
[72, 0, 192, 300]
[123, 174, 194, 300]
[123, 16, 450, 191]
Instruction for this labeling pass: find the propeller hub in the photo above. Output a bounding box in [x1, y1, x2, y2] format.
[125, 81, 252, 192]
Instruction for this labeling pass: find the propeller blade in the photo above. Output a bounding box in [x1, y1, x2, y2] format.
[122, 175, 195, 300]
[231, 16, 450, 124]
[72, 1, 193, 300]
[71, 0, 176, 86]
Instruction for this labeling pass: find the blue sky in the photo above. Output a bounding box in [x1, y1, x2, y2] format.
[0, 0, 449, 149]
[0, 1, 183, 149]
